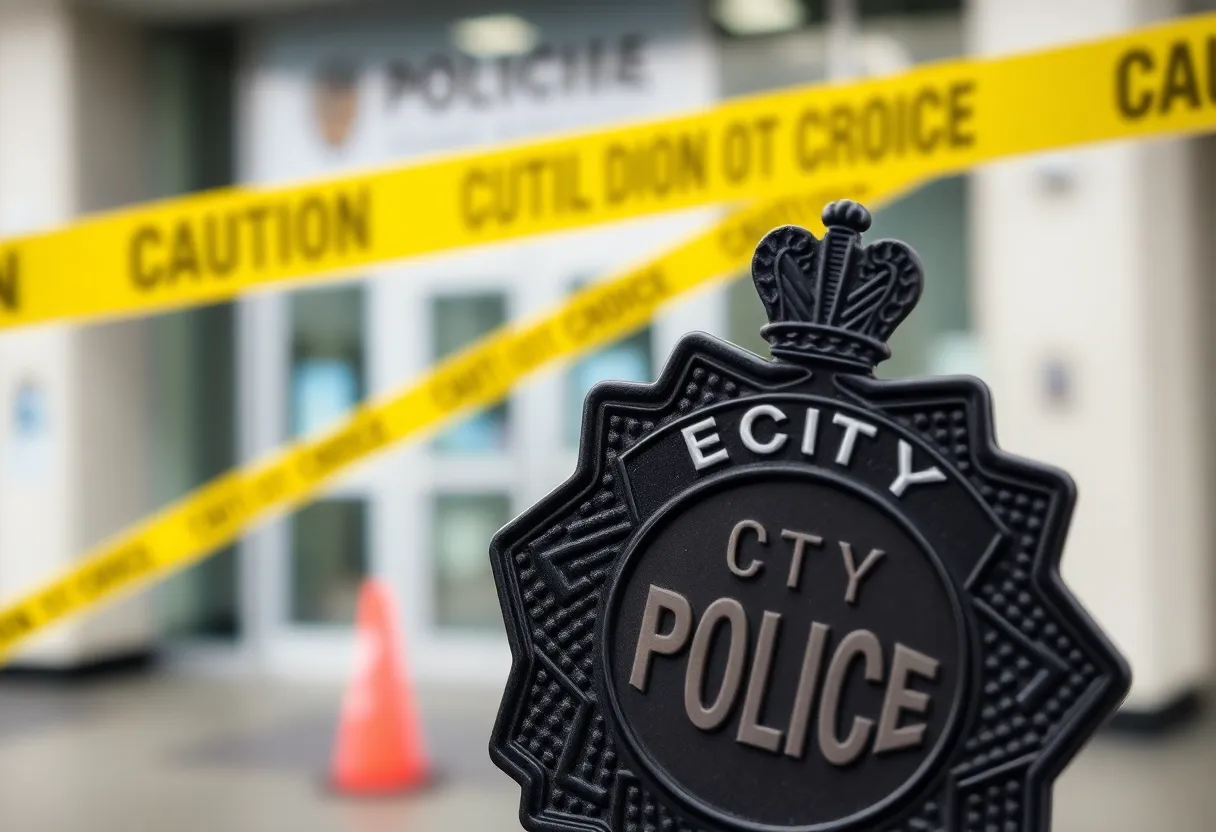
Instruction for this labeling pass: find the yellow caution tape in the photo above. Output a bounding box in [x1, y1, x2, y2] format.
[4, 13, 1216, 656]
[0, 174, 918, 661]
[0, 13, 1214, 329]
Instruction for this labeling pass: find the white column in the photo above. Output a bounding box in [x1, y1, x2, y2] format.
[0, 1, 155, 667]
[968, 0, 1209, 710]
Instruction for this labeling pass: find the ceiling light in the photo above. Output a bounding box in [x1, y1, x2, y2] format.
[714, 0, 806, 36]
[858, 34, 912, 76]
[451, 13, 539, 58]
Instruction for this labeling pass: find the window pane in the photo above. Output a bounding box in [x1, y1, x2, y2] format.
[153, 304, 240, 641]
[289, 285, 364, 438]
[290, 498, 367, 624]
[431, 294, 509, 453]
[871, 176, 975, 379]
[564, 277, 653, 446]
[726, 273, 771, 359]
[565, 329, 653, 446]
[433, 493, 510, 632]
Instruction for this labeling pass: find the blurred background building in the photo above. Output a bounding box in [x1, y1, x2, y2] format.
[0, 0, 1211, 732]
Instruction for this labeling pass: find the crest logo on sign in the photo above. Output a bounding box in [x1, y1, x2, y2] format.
[489, 200, 1130, 832]
[313, 63, 360, 150]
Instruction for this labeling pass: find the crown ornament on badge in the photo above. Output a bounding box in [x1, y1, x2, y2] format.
[751, 199, 923, 372]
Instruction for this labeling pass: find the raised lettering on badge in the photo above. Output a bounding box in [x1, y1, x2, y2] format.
[489, 200, 1130, 832]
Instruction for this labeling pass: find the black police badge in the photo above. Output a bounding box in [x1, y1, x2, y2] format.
[488, 200, 1130, 832]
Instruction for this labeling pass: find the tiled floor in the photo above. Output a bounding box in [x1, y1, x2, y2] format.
[0, 673, 1210, 831]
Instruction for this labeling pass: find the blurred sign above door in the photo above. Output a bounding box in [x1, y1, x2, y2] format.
[244, 0, 717, 178]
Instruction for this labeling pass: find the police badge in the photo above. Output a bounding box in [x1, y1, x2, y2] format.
[488, 200, 1130, 832]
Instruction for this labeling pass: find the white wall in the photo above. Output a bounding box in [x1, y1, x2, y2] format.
[0, 1, 154, 666]
[72, 6, 157, 663]
[969, 0, 1210, 709]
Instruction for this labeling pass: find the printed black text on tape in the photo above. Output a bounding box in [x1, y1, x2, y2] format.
[488, 201, 1130, 832]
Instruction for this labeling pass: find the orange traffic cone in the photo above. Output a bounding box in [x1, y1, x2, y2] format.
[330, 578, 430, 794]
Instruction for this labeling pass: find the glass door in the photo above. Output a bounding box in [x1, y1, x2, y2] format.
[393, 245, 528, 682]
[283, 285, 370, 629]
[238, 276, 387, 673]
[534, 223, 727, 494]
[233, 203, 723, 685]
[390, 219, 725, 683]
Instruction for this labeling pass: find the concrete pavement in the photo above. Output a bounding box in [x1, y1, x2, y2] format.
[0, 673, 1209, 831]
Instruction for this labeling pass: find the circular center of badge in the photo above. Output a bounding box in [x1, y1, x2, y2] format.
[602, 469, 964, 830]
